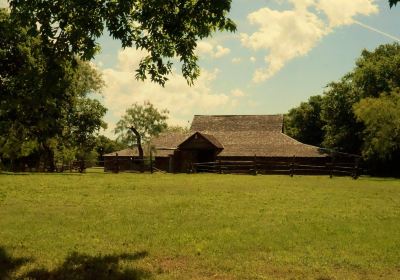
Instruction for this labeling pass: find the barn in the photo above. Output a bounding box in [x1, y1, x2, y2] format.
[151, 115, 329, 173]
[103, 148, 142, 172]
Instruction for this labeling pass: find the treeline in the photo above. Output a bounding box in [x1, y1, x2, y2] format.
[285, 43, 400, 176]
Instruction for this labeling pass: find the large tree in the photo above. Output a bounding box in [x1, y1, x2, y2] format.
[8, 0, 236, 86]
[0, 9, 107, 171]
[114, 101, 168, 161]
[321, 43, 400, 155]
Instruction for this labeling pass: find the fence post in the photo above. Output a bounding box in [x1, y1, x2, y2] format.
[353, 157, 360, 179]
[290, 156, 295, 177]
[150, 150, 153, 174]
[330, 153, 335, 179]
[253, 154, 257, 176]
[115, 153, 119, 173]
[218, 160, 222, 174]
[79, 159, 85, 173]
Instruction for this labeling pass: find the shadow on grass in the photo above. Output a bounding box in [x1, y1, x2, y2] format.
[0, 247, 30, 280]
[23, 251, 151, 280]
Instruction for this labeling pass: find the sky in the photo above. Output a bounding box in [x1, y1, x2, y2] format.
[2, 0, 400, 138]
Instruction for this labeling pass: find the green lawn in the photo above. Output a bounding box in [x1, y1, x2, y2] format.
[0, 172, 399, 279]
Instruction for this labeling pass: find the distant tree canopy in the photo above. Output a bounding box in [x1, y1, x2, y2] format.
[114, 101, 168, 160]
[284, 95, 324, 147]
[0, 9, 107, 171]
[285, 43, 400, 176]
[389, 0, 400, 7]
[8, 0, 236, 86]
[354, 92, 400, 161]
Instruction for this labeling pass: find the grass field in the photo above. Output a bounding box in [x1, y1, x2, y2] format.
[0, 171, 399, 279]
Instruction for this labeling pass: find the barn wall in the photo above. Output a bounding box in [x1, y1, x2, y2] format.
[154, 157, 169, 172]
[104, 156, 142, 172]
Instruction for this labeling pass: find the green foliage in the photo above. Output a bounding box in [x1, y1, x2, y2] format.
[284, 95, 325, 146]
[389, 0, 400, 7]
[9, 0, 236, 86]
[321, 44, 400, 155]
[1, 173, 400, 279]
[114, 101, 169, 147]
[94, 135, 125, 163]
[354, 92, 400, 160]
[285, 43, 400, 175]
[95, 135, 125, 156]
[320, 75, 364, 154]
[353, 44, 400, 98]
[0, 9, 107, 170]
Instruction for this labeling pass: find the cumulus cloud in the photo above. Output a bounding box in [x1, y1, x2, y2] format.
[196, 41, 231, 58]
[241, 0, 379, 82]
[316, 0, 378, 27]
[231, 89, 246, 97]
[232, 57, 241, 64]
[99, 48, 240, 137]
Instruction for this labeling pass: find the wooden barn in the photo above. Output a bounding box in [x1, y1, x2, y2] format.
[103, 148, 142, 172]
[151, 115, 330, 173]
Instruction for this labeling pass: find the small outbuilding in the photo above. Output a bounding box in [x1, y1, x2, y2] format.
[103, 148, 140, 172]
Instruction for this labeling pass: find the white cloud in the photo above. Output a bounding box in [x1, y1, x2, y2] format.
[232, 57, 241, 64]
[241, 0, 379, 82]
[316, 0, 378, 27]
[231, 89, 246, 97]
[99, 48, 241, 137]
[250, 56, 256, 63]
[196, 41, 231, 58]
[214, 45, 231, 58]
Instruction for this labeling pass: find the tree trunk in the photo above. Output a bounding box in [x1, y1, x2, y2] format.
[43, 144, 55, 172]
[129, 126, 144, 172]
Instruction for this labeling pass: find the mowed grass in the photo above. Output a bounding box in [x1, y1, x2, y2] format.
[0, 171, 400, 279]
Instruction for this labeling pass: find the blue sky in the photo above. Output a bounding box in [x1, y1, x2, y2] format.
[2, 0, 399, 137]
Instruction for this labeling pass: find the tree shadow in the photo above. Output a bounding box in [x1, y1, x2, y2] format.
[0, 247, 30, 280]
[23, 251, 151, 280]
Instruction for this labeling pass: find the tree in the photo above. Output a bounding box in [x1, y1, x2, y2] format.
[389, 0, 400, 7]
[0, 9, 107, 171]
[114, 101, 168, 162]
[320, 75, 364, 154]
[95, 136, 125, 166]
[9, 0, 236, 86]
[321, 43, 400, 155]
[354, 92, 400, 175]
[352, 44, 400, 99]
[64, 98, 108, 165]
[284, 95, 325, 147]
[354, 92, 400, 160]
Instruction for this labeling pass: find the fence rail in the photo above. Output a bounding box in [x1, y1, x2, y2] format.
[192, 158, 360, 179]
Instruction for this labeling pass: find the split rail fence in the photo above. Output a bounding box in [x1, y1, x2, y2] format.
[191, 158, 361, 179]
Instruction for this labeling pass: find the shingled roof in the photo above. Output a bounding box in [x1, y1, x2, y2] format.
[191, 115, 283, 132]
[103, 148, 138, 157]
[152, 115, 327, 158]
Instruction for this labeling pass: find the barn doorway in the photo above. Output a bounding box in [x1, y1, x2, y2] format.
[174, 132, 223, 172]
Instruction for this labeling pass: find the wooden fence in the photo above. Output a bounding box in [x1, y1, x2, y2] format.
[192, 158, 361, 179]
